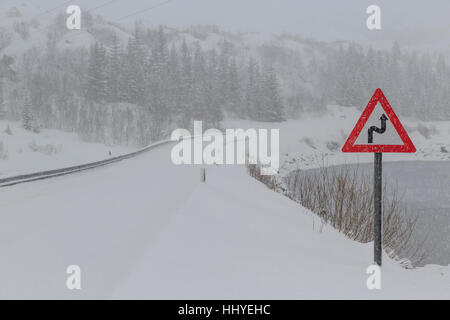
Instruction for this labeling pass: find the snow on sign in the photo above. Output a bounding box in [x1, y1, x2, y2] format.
[342, 88, 416, 153]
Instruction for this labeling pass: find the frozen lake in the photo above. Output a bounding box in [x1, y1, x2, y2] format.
[301, 161, 450, 267]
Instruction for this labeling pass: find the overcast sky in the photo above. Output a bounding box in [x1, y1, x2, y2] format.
[3, 0, 450, 51]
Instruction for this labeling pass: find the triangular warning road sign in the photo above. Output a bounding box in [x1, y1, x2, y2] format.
[342, 88, 416, 153]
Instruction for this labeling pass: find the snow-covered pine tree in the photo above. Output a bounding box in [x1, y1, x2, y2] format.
[124, 23, 147, 106]
[22, 95, 33, 131]
[435, 54, 449, 118]
[86, 44, 97, 102]
[178, 39, 194, 127]
[203, 52, 217, 126]
[245, 58, 262, 120]
[0, 79, 5, 120]
[86, 42, 108, 103]
[106, 33, 122, 103]
[167, 45, 180, 115]
[152, 26, 169, 73]
[228, 57, 242, 117]
[261, 66, 285, 122]
[192, 42, 206, 121]
[217, 40, 231, 112]
[206, 48, 223, 127]
[150, 27, 169, 108]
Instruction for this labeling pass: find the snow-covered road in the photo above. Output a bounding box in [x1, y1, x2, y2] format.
[0, 142, 200, 299]
[0, 141, 449, 299]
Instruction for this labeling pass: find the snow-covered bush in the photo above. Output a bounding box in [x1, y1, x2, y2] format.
[4, 125, 12, 135]
[247, 164, 278, 191]
[32, 125, 41, 134]
[410, 123, 439, 139]
[302, 137, 316, 149]
[326, 141, 340, 152]
[0, 141, 8, 160]
[5, 7, 21, 18]
[13, 21, 30, 40]
[273, 165, 428, 267]
[28, 141, 62, 155]
[29, 18, 40, 29]
[0, 27, 12, 51]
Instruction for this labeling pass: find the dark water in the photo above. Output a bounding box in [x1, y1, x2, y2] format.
[299, 161, 450, 267]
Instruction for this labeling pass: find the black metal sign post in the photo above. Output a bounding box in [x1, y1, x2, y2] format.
[374, 152, 382, 266]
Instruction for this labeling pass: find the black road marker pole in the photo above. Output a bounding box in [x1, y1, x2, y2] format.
[374, 152, 382, 266]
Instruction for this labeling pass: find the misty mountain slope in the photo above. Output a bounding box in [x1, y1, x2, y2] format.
[0, 8, 326, 61]
[114, 164, 449, 299]
[2, 7, 449, 160]
[0, 9, 128, 55]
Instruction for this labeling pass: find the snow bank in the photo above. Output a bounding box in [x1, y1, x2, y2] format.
[0, 120, 133, 177]
[114, 164, 450, 299]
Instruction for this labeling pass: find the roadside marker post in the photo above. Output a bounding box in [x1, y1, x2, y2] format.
[201, 168, 206, 183]
[342, 88, 416, 266]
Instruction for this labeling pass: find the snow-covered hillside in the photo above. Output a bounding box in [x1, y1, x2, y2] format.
[225, 105, 450, 174]
[0, 7, 327, 59]
[0, 139, 448, 299]
[0, 120, 133, 177]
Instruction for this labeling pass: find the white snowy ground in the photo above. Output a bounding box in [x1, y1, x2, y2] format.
[224, 105, 450, 174]
[1, 141, 448, 299]
[0, 120, 133, 177]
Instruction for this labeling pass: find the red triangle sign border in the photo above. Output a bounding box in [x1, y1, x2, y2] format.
[342, 88, 416, 153]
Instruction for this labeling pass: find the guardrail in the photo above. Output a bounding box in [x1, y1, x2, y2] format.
[0, 139, 173, 188]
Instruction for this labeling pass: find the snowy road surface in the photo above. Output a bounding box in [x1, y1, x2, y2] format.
[0, 142, 449, 299]
[0, 142, 199, 299]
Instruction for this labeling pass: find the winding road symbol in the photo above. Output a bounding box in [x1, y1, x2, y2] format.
[368, 114, 388, 144]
